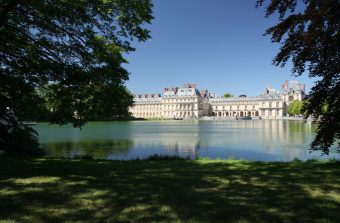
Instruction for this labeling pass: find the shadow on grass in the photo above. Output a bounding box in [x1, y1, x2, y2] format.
[0, 158, 339, 223]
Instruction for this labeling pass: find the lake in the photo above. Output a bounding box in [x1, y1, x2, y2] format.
[35, 120, 339, 161]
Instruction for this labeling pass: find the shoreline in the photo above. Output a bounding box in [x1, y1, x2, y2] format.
[33, 116, 308, 123]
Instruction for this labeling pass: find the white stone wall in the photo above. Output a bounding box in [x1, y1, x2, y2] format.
[209, 97, 262, 117]
[162, 96, 201, 118]
[129, 97, 162, 118]
[259, 99, 284, 119]
[130, 96, 289, 119]
[129, 82, 305, 119]
[130, 90, 210, 119]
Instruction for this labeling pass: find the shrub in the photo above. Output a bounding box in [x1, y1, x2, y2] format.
[0, 110, 44, 157]
[144, 154, 189, 161]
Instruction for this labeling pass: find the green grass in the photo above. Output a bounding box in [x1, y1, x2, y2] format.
[0, 158, 339, 223]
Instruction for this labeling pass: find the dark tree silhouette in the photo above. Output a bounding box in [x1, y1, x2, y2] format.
[0, 0, 153, 155]
[257, 0, 339, 153]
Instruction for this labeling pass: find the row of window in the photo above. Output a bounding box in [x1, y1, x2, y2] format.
[213, 111, 260, 117]
[133, 101, 282, 108]
[163, 98, 197, 103]
[133, 104, 196, 109]
[265, 109, 280, 116]
[132, 108, 162, 112]
[211, 100, 259, 105]
[132, 105, 161, 108]
[135, 101, 161, 104]
[262, 102, 281, 108]
[213, 105, 257, 110]
[134, 113, 162, 117]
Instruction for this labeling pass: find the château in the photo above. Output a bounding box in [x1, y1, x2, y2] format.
[129, 80, 305, 119]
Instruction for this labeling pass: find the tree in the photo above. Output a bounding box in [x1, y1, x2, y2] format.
[287, 100, 303, 116]
[0, 109, 43, 156]
[0, 0, 153, 155]
[223, 93, 233, 98]
[257, 0, 339, 154]
[239, 94, 247, 97]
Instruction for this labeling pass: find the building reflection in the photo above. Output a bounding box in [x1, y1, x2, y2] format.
[127, 120, 319, 161]
[39, 120, 337, 161]
[43, 139, 134, 159]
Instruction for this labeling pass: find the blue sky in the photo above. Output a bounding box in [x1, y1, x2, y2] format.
[124, 0, 315, 97]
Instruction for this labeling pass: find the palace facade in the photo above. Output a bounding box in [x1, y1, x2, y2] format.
[129, 80, 305, 119]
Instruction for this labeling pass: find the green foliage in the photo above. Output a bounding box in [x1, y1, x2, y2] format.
[223, 93, 233, 98]
[0, 0, 153, 154]
[0, 110, 44, 156]
[257, 0, 340, 153]
[71, 154, 94, 160]
[287, 100, 303, 116]
[1, 0, 153, 126]
[143, 154, 189, 161]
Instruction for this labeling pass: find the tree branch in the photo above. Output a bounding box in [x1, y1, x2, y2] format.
[0, 0, 21, 28]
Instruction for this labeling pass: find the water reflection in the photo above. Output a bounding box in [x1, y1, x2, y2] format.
[35, 120, 339, 161]
[43, 139, 133, 159]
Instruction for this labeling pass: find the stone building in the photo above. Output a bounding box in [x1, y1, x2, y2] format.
[130, 83, 210, 119]
[162, 83, 210, 118]
[281, 80, 306, 104]
[129, 80, 305, 119]
[209, 87, 284, 119]
[130, 94, 162, 118]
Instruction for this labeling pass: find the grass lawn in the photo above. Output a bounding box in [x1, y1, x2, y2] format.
[0, 158, 339, 223]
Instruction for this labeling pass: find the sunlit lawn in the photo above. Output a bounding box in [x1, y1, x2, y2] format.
[0, 158, 339, 223]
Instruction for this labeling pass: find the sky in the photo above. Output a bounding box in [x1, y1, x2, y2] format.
[124, 0, 316, 97]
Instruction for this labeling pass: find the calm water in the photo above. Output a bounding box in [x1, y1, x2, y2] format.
[35, 120, 339, 161]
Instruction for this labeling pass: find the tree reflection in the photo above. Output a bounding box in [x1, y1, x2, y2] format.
[43, 139, 133, 159]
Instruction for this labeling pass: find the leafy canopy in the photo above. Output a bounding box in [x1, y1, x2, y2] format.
[287, 100, 303, 116]
[0, 0, 153, 155]
[223, 93, 233, 98]
[1, 0, 153, 126]
[257, 0, 339, 153]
